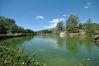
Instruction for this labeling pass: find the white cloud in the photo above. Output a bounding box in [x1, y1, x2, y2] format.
[45, 18, 65, 29]
[87, 2, 92, 5]
[63, 14, 67, 17]
[84, 2, 92, 9]
[35, 16, 44, 19]
[84, 6, 89, 9]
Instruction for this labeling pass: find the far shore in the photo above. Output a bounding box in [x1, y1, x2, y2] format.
[0, 33, 34, 39]
[0, 32, 99, 42]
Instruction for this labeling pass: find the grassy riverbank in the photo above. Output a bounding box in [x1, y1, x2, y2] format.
[0, 45, 44, 66]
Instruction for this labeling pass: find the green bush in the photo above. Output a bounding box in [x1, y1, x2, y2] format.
[0, 46, 44, 66]
[68, 28, 79, 33]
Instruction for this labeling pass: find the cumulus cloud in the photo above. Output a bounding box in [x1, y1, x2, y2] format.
[45, 18, 65, 29]
[87, 2, 92, 5]
[84, 2, 92, 9]
[35, 16, 44, 19]
[63, 14, 67, 17]
[84, 6, 89, 9]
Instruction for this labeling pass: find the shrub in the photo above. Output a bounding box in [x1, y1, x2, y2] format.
[0, 46, 44, 66]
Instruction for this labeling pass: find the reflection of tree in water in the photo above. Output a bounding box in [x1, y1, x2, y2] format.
[66, 36, 79, 54]
[55, 35, 98, 55]
[56, 35, 65, 48]
[95, 42, 99, 47]
[0, 36, 33, 48]
[79, 36, 93, 45]
[35, 35, 54, 40]
[79, 36, 94, 53]
[55, 35, 79, 54]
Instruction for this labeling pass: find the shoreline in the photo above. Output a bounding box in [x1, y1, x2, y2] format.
[0, 33, 34, 39]
[0, 45, 44, 66]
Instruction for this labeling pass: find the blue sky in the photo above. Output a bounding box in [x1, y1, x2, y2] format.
[0, 0, 99, 31]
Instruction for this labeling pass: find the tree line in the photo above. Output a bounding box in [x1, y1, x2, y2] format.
[1, 15, 99, 36]
[0, 16, 34, 35]
[38, 15, 99, 36]
[55, 15, 99, 35]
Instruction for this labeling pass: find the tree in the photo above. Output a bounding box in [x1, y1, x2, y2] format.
[0, 16, 8, 34]
[56, 21, 64, 31]
[0, 16, 16, 34]
[79, 23, 83, 29]
[25, 29, 34, 34]
[0, 16, 34, 34]
[66, 15, 79, 33]
[85, 18, 95, 36]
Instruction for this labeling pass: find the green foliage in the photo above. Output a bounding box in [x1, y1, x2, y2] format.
[0, 16, 16, 33]
[25, 29, 34, 33]
[0, 16, 34, 34]
[85, 19, 95, 36]
[37, 29, 53, 34]
[79, 23, 83, 29]
[56, 21, 64, 31]
[66, 15, 79, 33]
[71, 28, 79, 33]
[0, 46, 44, 66]
[54, 21, 64, 34]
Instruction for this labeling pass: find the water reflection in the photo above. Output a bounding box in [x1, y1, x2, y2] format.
[55, 35, 99, 66]
[0, 36, 33, 48]
[55, 35, 93, 54]
[0, 35, 99, 66]
[55, 35, 65, 48]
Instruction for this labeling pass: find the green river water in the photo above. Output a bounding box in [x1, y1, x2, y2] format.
[0, 35, 99, 66]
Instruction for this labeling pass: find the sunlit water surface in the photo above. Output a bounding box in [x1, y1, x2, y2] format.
[0, 35, 99, 66]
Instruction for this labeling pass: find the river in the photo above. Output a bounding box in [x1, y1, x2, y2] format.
[0, 35, 99, 66]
